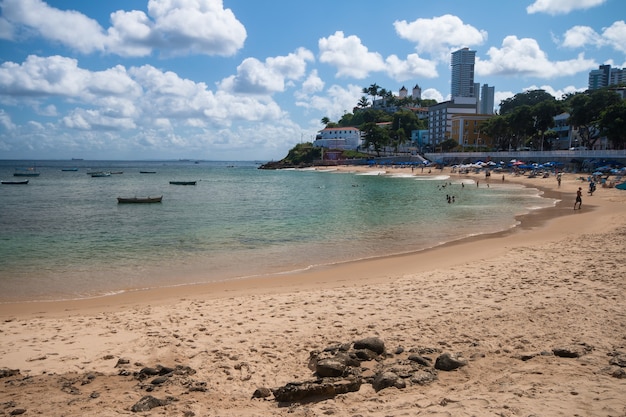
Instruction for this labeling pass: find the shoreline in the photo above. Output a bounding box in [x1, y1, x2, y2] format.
[0, 169, 610, 316]
[1, 167, 625, 416]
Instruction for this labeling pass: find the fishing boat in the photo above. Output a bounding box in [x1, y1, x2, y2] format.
[1, 179, 29, 184]
[140, 171, 156, 174]
[90, 172, 111, 177]
[14, 167, 40, 177]
[61, 168, 78, 171]
[169, 181, 197, 185]
[117, 196, 163, 204]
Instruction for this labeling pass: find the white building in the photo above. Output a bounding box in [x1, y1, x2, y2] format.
[314, 127, 362, 150]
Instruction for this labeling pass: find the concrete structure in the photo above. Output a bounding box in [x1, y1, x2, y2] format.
[479, 84, 495, 114]
[451, 48, 476, 98]
[428, 97, 478, 149]
[450, 114, 493, 149]
[588, 64, 625, 90]
[314, 127, 362, 150]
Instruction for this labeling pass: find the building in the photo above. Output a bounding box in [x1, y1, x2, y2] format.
[450, 114, 493, 148]
[427, 97, 478, 148]
[479, 84, 495, 114]
[588, 64, 625, 90]
[314, 127, 362, 150]
[451, 48, 476, 98]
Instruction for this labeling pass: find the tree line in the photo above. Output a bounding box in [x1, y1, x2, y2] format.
[320, 83, 626, 154]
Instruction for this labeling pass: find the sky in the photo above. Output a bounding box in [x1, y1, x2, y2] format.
[0, 0, 624, 161]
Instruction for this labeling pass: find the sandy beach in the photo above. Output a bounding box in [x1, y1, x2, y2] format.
[1, 168, 625, 417]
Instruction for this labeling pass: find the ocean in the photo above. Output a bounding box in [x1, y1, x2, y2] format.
[0, 160, 557, 302]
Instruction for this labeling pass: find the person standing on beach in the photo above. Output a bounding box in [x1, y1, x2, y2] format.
[574, 187, 582, 210]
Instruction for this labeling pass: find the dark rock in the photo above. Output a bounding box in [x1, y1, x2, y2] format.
[611, 368, 626, 379]
[372, 372, 405, 392]
[353, 337, 385, 355]
[150, 376, 169, 385]
[553, 344, 593, 358]
[609, 353, 626, 367]
[115, 358, 130, 368]
[252, 387, 272, 398]
[130, 395, 169, 412]
[353, 349, 379, 361]
[0, 368, 20, 379]
[407, 354, 432, 366]
[316, 358, 346, 377]
[139, 367, 160, 376]
[434, 353, 467, 371]
[272, 378, 362, 403]
[10, 410, 26, 416]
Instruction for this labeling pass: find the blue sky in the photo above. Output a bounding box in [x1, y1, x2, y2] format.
[0, 0, 624, 161]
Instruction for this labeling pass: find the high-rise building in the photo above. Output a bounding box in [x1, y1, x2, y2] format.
[479, 84, 495, 114]
[451, 48, 476, 98]
[588, 64, 625, 90]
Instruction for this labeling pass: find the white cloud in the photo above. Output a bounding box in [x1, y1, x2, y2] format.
[219, 48, 314, 94]
[394, 15, 487, 61]
[601, 21, 626, 54]
[562, 21, 626, 53]
[477, 36, 597, 78]
[0, 109, 16, 131]
[0, 0, 246, 57]
[295, 83, 363, 121]
[421, 88, 444, 103]
[300, 70, 325, 95]
[527, 0, 607, 15]
[385, 54, 438, 81]
[318, 31, 386, 79]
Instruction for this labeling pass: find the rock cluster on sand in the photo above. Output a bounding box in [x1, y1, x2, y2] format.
[258, 336, 466, 403]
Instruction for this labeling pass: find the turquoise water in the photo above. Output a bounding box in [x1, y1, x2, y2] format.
[0, 160, 556, 302]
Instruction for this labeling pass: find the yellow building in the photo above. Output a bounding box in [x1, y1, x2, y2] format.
[450, 114, 493, 149]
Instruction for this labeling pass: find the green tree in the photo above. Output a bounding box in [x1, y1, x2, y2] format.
[531, 99, 560, 150]
[481, 115, 512, 150]
[321, 116, 330, 126]
[599, 101, 626, 149]
[357, 96, 370, 108]
[499, 89, 555, 115]
[567, 89, 621, 149]
[361, 122, 390, 156]
[362, 83, 381, 105]
[505, 105, 535, 149]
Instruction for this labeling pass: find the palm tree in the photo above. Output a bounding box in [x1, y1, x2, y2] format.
[362, 83, 380, 105]
[357, 96, 370, 108]
[321, 116, 330, 126]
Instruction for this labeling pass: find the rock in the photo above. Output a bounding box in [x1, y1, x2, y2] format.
[130, 395, 169, 412]
[115, 358, 130, 368]
[552, 343, 593, 358]
[272, 378, 362, 403]
[0, 368, 20, 379]
[372, 371, 406, 391]
[434, 353, 467, 371]
[611, 368, 626, 379]
[150, 376, 169, 385]
[10, 410, 26, 416]
[353, 337, 385, 355]
[316, 357, 347, 377]
[407, 354, 432, 366]
[252, 387, 272, 398]
[609, 353, 626, 367]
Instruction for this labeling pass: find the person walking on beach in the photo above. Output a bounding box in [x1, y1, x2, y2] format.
[574, 187, 582, 210]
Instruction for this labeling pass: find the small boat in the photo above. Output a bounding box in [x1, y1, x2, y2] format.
[1, 179, 29, 184]
[110, 171, 123, 175]
[90, 172, 111, 177]
[61, 168, 78, 171]
[169, 181, 197, 185]
[140, 171, 156, 174]
[117, 196, 163, 204]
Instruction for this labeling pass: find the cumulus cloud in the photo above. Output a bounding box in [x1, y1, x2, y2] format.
[295, 83, 364, 121]
[385, 53, 438, 81]
[394, 14, 487, 61]
[561, 21, 626, 53]
[319, 31, 386, 79]
[527, 0, 607, 15]
[477, 35, 597, 78]
[219, 48, 314, 94]
[0, 0, 246, 57]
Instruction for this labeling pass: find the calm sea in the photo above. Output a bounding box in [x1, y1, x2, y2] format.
[0, 160, 556, 302]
